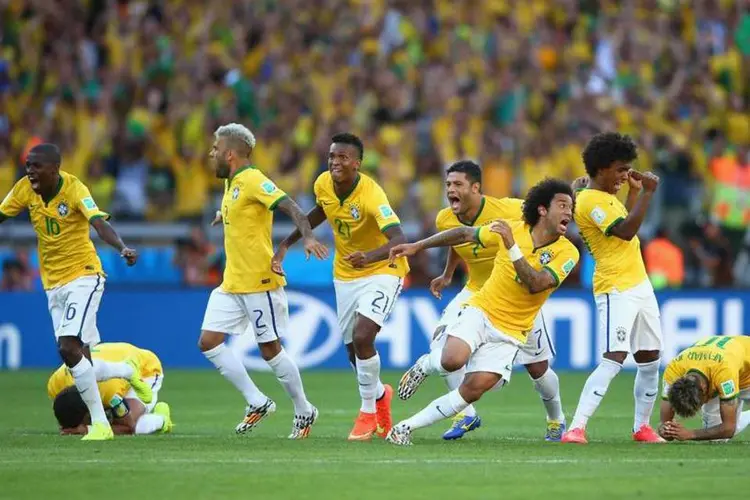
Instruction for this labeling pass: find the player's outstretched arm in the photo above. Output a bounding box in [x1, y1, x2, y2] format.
[389, 227, 477, 262]
[275, 197, 329, 261]
[90, 218, 137, 266]
[664, 399, 738, 441]
[346, 224, 408, 268]
[277, 205, 327, 251]
[608, 171, 659, 241]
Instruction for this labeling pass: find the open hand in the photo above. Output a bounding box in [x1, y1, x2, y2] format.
[429, 274, 452, 299]
[271, 246, 288, 276]
[389, 243, 420, 263]
[303, 237, 329, 261]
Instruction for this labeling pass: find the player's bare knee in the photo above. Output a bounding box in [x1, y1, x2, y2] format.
[633, 350, 660, 364]
[352, 327, 377, 358]
[459, 374, 497, 403]
[198, 330, 224, 352]
[603, 351, 628, 365]
[440, 351, 465, 373]
[525, 361, 548, 379]
[57, 337, 83, 366]
[258, 339, 282, 361]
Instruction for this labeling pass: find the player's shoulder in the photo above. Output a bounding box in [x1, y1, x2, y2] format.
[60, 171, 88, 193]
[313, 171, 332, 192]
[575, 188, 612, 206]
[9, 175, 32, 195]
[358, 172, 385, 193]
[555, 235, 580, 259]
[485, 195, 523, 211]
[435, 207, 457, 230]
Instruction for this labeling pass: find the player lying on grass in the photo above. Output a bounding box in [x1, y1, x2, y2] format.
[659, 335, 750, 442]
[385, 178, 579, 446]
[48, 343, 172, 435]
[1, 143, 142, 441]
[406, 160, 566, 442]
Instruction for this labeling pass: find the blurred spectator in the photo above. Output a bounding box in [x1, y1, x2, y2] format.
[1, 258, 33, 291]
[644, 227, 685, 289]
[173, 226, 222, 287]
[683, 219, 734, 288]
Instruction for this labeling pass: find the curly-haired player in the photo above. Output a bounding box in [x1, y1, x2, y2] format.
[562, 132, 664, 444]
[384, 178, 579, 445]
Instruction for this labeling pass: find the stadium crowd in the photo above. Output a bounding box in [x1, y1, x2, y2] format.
[1, 0, 749, 288]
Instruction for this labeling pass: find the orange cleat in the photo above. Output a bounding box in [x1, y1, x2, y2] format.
[375, 384, 394, 438]
[348, 411, 377, 441]
[632, 424, 666, 443]
[561, 427, 588, 444]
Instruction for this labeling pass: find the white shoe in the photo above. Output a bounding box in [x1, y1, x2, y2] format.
[235, 399, 276, 434]
[398, 355, 429, 400]
[288, 405, 318, 439]
[386, 424, 413, 446]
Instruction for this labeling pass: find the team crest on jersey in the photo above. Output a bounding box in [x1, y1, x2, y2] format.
[615, 326, 627, 343]
[57, 202, 69, 217]
[539, 251, 552, 265]
[349, 204, 360, 221]
[232, 186, 240, 200]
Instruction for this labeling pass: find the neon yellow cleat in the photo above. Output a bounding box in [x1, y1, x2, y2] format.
[81, 422, 114, 441]
[126, 358, 153, 404]
[153, 402, 173, 433]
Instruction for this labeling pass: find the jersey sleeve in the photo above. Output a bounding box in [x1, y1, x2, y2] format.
[712, 364, 740, 401]
[577, 192, 624, 236]
[370, 183, 401, 232]
[544, 242, 580, 287]
[435, 209, 450, 231]
[99, 380, 129, 408]
[661, 363, 677, 400]
[248, 172, 288, 210]
[313, 174, 325, 207]
[74, 181, 110, 222]
[475, 225, 501, 248]
[498, 198, 524, 221]
[0, 179, 30, 218]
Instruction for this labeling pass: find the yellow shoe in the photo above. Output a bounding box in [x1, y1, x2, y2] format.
[81, 422, 114, 441]
[126, 358, 153, 404]
[153, 402, 173, 433]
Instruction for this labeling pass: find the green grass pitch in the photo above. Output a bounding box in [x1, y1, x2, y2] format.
[1, 370, 749, 499]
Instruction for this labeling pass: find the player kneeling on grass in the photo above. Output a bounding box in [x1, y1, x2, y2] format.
[48, 343, 172, 435]
[385, 179, 579, 445]
[659, 335, 750, 442]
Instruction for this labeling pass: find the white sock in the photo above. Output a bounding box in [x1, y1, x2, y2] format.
[570, 358, 622, 430]
[420, 344, 448, 375]
[376, 380, 386, 400]
[69, 357, 109, 425]
[532, 368, 564, 422]
[633, 359, 660, 431]
[203, 343, 268, 407]
[135, 414, 165, 435]
[402, 389, 469, 431]
[267, 348, 311, 415]
[356, 354, 381, 413]
[92, 359, 134, 381]
[736, 411, 750, 436]
[442, 368, 476, 418]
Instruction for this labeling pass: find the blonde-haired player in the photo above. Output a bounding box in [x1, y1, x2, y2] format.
[199, 123, 328, 439]
[386, 178, 579, 445]
[405, 160, 566, 441]
[275, 133, 408, 441]
[0, 143, 149, 441]
[49, 342, 172, 436]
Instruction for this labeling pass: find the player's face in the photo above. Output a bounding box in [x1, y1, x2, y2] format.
[599, 161, 631, 194]
[328, 143, 360, 184]
[445, 172, 481, 216]
[209, 139, 231, 179]
[540, 193, 573, 235]
[25, 153, 58, 195]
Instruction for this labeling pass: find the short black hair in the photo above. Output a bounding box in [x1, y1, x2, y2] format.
[446, 160, 482, 185]
[331, 133, 364, 160]
[27, 143, 62, 165]
[53, 386, 88, 428]
[582, 132, 637, 178]
[668, 376, 704, 418]
[522, 178, 573, 226]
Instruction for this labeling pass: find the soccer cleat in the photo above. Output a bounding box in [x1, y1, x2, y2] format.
[442, 414, 482, 440]
[288, 405, 319, 440]
[153, 402, 173, 433]
[545, 421, 566, 442]
[236, 399, 276, 434]
[81, 422, 114, 441]
[632, 424, 666, 443]
[347, 411, 377, 441]
[126, 358, 153, 404]
[398, 354, 429, 400]
[375, 384, 394, 438]
[561, 427, 588, 444]
[385, 424, 413, 446]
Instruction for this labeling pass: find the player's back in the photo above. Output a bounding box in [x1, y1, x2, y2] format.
[665, 336, 750, 396]
[314, 171, 409, 280]
[436, 196, 524, 292]
[574, 188, 647, 294]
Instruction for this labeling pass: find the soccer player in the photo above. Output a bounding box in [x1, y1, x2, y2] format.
[198, 123, 328, 439]
[275, 133, 408, 441]
[659, 335, 750, 442]
[561, 132, 664, 444]
[0, 143, 146, 441]
[48, 342, 172, 436]
[406, 160, 565, 441]
[385, 178, 579, 446]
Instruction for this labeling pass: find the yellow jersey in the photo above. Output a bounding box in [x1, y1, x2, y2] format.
[0, 171, 108, 290]
[467, 221, 579, 341]
[220, 165, 287, 294]
[663, 336, 750, 401]
[435, 196, 524, 292]
[47, 342, 163, 407]
[575, 188, 648, 295]
[314, 172, 409, 281]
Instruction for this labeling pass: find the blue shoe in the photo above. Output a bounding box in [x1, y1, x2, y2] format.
[545, 421, 566, 442]
[442, 414, 482, 440]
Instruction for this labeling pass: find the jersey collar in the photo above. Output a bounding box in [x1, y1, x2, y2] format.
[42, 176, 64, 205]
[458, 196, 485, 226]
[529, 224, 561, 252]
[230, 164, 256, 182]
[335, 173, 360, 205]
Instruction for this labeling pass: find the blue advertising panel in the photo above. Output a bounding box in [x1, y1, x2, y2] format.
[1, 288, 748, 371]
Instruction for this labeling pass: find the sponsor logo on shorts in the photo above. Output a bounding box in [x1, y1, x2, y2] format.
[615, 326, 627, 343]
[591, 206, 606, 225]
